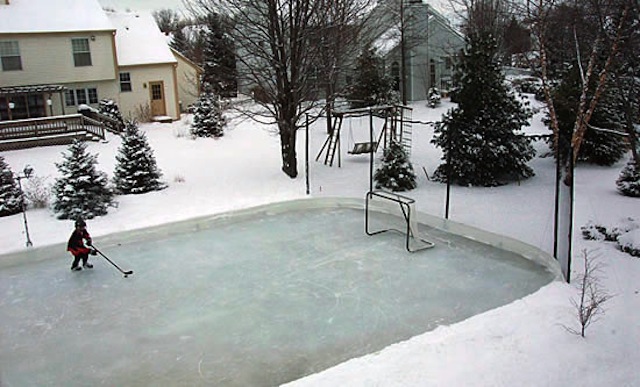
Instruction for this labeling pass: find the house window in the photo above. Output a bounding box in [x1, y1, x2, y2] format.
[71, 38, 92, 67]
[0, 41, 23, 71]
[76, 89, 87, 104]
[87, 88, 98, 104]
[119, 72, 132, 92]
[65, 90, 76, 106]
[65, 87, 98, 106]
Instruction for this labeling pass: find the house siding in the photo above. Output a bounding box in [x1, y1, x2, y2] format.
[116, 64, 179, 120]
[172, 50, 202, 112]
[0, 31, 116, 86]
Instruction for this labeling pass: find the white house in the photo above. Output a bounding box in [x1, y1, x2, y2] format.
[0, 0, 201, 123]
[366, 1, 464, 101]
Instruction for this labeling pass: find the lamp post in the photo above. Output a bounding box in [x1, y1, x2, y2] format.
[15, 165, 34, 247]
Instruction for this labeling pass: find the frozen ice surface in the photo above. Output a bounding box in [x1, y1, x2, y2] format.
[0, 203, 556, 386]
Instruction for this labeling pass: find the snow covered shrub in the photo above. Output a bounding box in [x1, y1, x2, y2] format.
[618, 229, 640, 257]
[98, 99, 125, 128]
[52, 140, 114, 220]
[427, 87, 441, 108]
[374, 140, 417, 192]
[113, 120, 167, 194]
[23, 175, 51, 209]
[0, 156, 23, 217]
[581, 218, 640, 257]
[580, 220, 610, 241]
[616, 158, 640, 197]
[191, 92, 226, 138]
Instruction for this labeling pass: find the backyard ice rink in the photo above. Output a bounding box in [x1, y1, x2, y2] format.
[0, 199, 558, 386]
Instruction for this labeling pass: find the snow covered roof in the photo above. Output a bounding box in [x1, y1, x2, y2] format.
[0, 0, 114, 34]
[373, 24, 401, 57]
[107, 11, 176, 66]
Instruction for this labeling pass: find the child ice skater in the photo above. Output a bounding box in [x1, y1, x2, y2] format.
[67, 218, 96, 271]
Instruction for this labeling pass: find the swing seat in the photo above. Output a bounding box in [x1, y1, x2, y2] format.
[349, 142, 377, 154]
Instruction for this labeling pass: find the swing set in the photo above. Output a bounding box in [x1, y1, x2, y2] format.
[315, 104, 412, 167]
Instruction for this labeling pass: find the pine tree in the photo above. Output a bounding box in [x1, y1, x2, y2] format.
[52, 140, 114, 220]
[0, 156, 23, 217]
[432, 32, 535, 187]
[170, 27, 191, 57]
[191, 92, 226, 138]
[374, 140, 417, 192]
[550, 68, 628, 166]
[201, 13, 237, 97]
[347, 46, 398, 109]
[616, 158, 640, 197]
[98, 99, 125, 131]
[114, 121, 167, 194]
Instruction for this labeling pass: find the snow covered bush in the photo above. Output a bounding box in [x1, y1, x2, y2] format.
[616, 158, 640, 197]
[0, 156, 23, 217]
[374, 140, 417, 192]
[52, 140, 114, 220]
[191, 92, 226, 138]
[98, 99, 125, 128]
[113, 120, 167, 194]
[431, 32, 535, 187]
[23, 175, 51, 209]
[618, 229, 640, 257]
[581, 218, 640, 257]
[427, 87, 441, 108]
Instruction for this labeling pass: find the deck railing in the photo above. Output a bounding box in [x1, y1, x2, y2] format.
[0, 114, 106, 151]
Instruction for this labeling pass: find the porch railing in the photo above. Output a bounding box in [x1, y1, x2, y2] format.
[0, 114, 106, 151]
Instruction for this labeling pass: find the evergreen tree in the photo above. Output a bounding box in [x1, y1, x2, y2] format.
[432, 32, 535, 187]
[114, 121, 167, 194]
[616, 158, 640, 197]
[98, 99, 125, 130]
[52, 140, 114, 220]
[0, 156, 22, 217]
[347, 46, 398, 109]
[549, 67, 628, 166]
[201, 13, 237, 97]
[191, 92, 226, 138]
[170, 27, 191, 57]
[374, 140, 417, 192]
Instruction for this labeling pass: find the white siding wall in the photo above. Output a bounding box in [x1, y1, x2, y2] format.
[0, 31, 116, 86]
[116, 64, 179, 120]
[174, 53, 201, 112]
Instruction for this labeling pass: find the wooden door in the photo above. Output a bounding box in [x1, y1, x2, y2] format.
[149, 81, 166, 116]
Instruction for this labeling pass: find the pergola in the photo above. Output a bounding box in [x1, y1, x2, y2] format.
[0, 84, 68, 121]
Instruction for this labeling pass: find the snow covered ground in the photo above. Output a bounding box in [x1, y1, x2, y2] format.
[1, 98, 638, 386]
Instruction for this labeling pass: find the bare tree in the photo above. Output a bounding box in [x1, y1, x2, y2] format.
[565, 249, 612, 337]
[153, 8, 183, 34]
[186, 0, 371, 178]
[525, 0, 630, 281]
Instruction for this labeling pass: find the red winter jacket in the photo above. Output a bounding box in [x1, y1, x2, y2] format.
[67, 229, 92, 256]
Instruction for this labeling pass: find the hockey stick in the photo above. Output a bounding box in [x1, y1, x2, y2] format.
[91, 245, 133, 278]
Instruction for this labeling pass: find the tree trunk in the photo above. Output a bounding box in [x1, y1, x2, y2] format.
[554, 147, 574, 282]
[279, 121, 298, 178]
